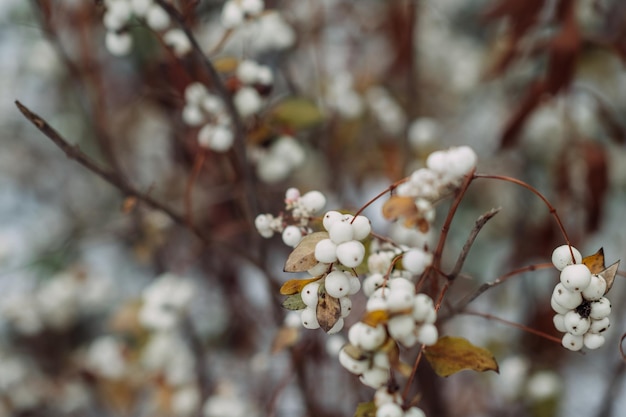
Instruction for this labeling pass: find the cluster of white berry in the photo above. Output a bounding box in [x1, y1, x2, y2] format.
[220, 0, 265, 29]
[233, 59, 273, 117]
[550, 245, 611, 351]
[250, 135, 305, 183]
[338, 278, 437, 384]
[182, 82, 234, 152]
[374, 388, 426, 417]
[255, 188, 326, 243]
[314, 210, 372, 269]
[299, 269, 361, 333]
[102, 0, 190, 57]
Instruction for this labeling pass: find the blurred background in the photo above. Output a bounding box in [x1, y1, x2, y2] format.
[2, 0, 626, 416]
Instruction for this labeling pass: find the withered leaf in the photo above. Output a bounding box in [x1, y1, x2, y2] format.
[316, 291, 341, 332]
[600, 260, 620, 295]
[282, 293, 306, 310]
[271, 326, 300, 353]
[353, 401, 376, 417]
[270, 97, 325, 129]
[424, 336, 499, 377]
[382, 196, 417, 221]
[279, 276, 323, 295]
[582, 248, 605, 274]
[361, 309, 390, 327]
[284, 232, 329, 272]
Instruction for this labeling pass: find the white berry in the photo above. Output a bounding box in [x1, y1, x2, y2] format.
[105, 31, 132, 56]
[581, 274, 607, 301]
[402, 249, 432, 275]
[300, 191, 327, 214]
[348, 275, 361, 295]
[340, 297, 352, 318]
[323, 211, 344, 231]
[589, 317, 610, 334]
[351, 215, 372, 240]
[376, 402, 403, 417]
[563, 310, 590, 336]
[182, 104, 204, 126]
[146, 4, 170, 31]
[388, 315, 416, 340]
[336, 240, 365, 268]
[338, 346, 370, 374]
[359, 324, 387, 351]
[560, 264, 591, 292]
[550, 295, 570, 315]
[553, 314, 566, 332]
[551, 245, 583, 271]
[314, 239, 338, 263]
[363, 273, 385, 297]
[416, 323, 438, 346]
[561, 332, 583, 351]
[387, 288, 415, 312]
[327, 317, 344, 334]
[307, 262, 329, 277]
[403, 407, 426, 417]
[583, 333, 605, 349]
[360, 367, 389, 389]
[589, 298, 611, 319]
[301, 282, 320, 308]
[552, 283, 583, 310]
[324, 271, 351, 298]
[301, 307, 320, 329]
[281, 226, 303, 247]
[329, 221, 354, 244]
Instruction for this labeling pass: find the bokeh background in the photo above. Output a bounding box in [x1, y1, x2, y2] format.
[2, 1, 626, 416]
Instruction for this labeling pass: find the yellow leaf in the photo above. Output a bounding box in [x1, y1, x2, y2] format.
[317, 291, 341, 332]
[362, 310, 390, 327]
[270, 97, 325, 129]
[279, 276, 323, 295]
[213, 56, 239, 73]
[271, 326, 300, 353]
[582, 248, 605, 274]
[424, 336, 499, 377]
[353, 401, 377, 417]
[284, 232, 329, 272]
[382, 196, 417, 221]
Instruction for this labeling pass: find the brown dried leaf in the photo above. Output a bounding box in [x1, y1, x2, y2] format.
[424, 336, 499, 377]
[284, 232, 329, 272]
[271, 326, 300, 353]
[317, 291, 342, 332]
[279, 276, 323, 295]
[582, 248, 605, 274]
[600, 260, 620, 294]
[382, 196, 418, 221]
[213, 56, 239, 73]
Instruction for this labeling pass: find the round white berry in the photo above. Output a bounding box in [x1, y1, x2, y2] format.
[360, 367, 389, 389]
[325, 270, 351, 298]
[234, 87, 263, 117]
[107, 0, 132, 22]
[208, 126, 234, 152]
[185, 82, 208, 105]
[368, 251, 394, 274]
[402, 249, 433, 275]
[340, 297, 352, 318]
[376, 402, 403, 417]
[323, 211, 344, 231]
[412, 294, 435, 322]
[417, 323, 438, 346]
[550, 295, 570, 315]
[130, 0, 153, 17]
[236, 59, 260, 85]
[182, 104, 205, 126]
[307, 262, 329, 277]
[387, 289, 415, 312]
[388, 277, 415, 295]
[329, 221, 354, 244]
[314, 239, 338, 264]
[553, 314, 567, 332]
[338, 346, 370, 374]
[300, 282, 320, 308]
[363, 273, 385, 297]
[351, 215, 372, 240]
[201, 95, 223, 113]
[105, 31, 133, 56]
[367, 296, 389, 312]
[327, 317, 344, 334]
[583, 333, 605, 350]
[403, 407, 426, 417]
[373, 351, 390, 369]
[281, 226, 303, 247]
[103, 11, 128, 31]
[388, 315, 416, 340]
[563, 310, 590, 336]
[336, 240, 365, 268]
[256, 66, 273, 86]
[348, 322, 366, 346]
[590, 297, 611, 319]
[240, 0, 264, 15]
[562, 332, 583, 351]
[285, 187, 300, 202]
[359, 324, 387, 351]
[146, 4, 170, 31]
[163, 29, 191, 56]
[348, 275, 361, 295]
[254, 213, 271, 230]
[301, 307, 320, 329]
[220, 1, 244, 28]
[589, 317, 610, 334]
[552, 283, 583, 310]
[560, 264, 591, 292]
[300, 191, 327, 214]
[551, 245, 583, 271]
[581, 274, 607, 301]
[374, 388, 401, 407]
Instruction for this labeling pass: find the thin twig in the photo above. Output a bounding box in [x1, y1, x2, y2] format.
[448, 207, 501, 280]
[462, 310, 563, 345]
[15, 100, 264, 270]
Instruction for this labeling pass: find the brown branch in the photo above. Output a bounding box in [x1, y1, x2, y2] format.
[462, 310, 563, 345]
[15, 100, 264, 270]
[447, 207, 501, 280]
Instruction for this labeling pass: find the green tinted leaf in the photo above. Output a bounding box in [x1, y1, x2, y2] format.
[282, 293, 306, 310]
[354, 401, 376, 417]
[271, 97, 324, 129]
[424, 336, 499, 377]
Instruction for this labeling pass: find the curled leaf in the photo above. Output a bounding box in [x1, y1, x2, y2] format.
[382, 196, 417, 221]
[424, 336, 499, 377]
[282, 293, 306, 311]
[279, 276, 323, 295]
[317, 291, 341, 332]
[284, 232, 328, 272]
[582, 248, 605, 274]
[600, 260, 620, 294]
[362, 309, 390, 327]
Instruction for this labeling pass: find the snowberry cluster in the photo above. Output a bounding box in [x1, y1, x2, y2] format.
[220, 0, 265, 29]
[550, 245, 611, 351]
[314, 211, 372, 269]
[299, 270, 361, 333]
[338, 277, 438, 387]
[374, 388, 426, 417]
[182, 82, 234, 152]
[102, 0, 190, 57]
[255, 188, 327, 242]
[232, 59, 273, 117]
[250, 135, 305, 183]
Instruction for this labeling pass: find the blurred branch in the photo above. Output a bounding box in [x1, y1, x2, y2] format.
[15, 100, 264, 271]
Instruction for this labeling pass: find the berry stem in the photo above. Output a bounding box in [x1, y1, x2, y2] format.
[402, 344, 425, 402]
[351, 177, 410, 222]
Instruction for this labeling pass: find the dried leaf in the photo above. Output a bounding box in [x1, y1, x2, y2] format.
[600, 260, 620, 294]
[343, 343, 370, 361]
[282, 293, 306, 310]
[362, 310, 390, 327]
[317, 291, 341, 332]
[354, 401, 377, 417]
[284, 232, 329, 272]
[424, 336, 499, 377]
[382, 196, 418, 221]
[271, 326, 300, 353]
[213, 56, 239, 73]
[279, 276, 323, 295]
[270, 98, 324, 129]
[582, 248, 605, 274]
[380, 339, 412, 378]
